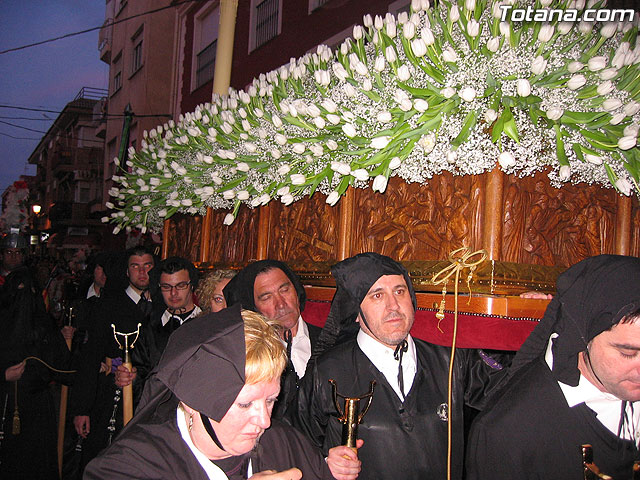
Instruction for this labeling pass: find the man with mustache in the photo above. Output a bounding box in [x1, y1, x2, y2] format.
[223, 260, 321, 418]
[289, 252, 505, 480]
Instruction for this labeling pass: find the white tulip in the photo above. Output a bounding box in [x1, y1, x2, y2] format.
[584, 154, 603, 165]
[624, 124, 639, 137]
[403, 21, 416, 39]
[467, 19, 480, 37]
[517, 79, 531, 97]
[275, 133, 288, 145]
[546, 108, 564, 121]
[447, 151, 458, 163]
[618, 135, 637, 150]
[567, 74, 587, 90]
[377, 111, 392, 123]
[487, 37, 500, 52]
[531, 55, 547, 75]
[372, 175, 388, 193]
[597, 81, 614, 95]
[292, 143, 306, 154]
[588, 56, 607, 71]
[386, 21, 397, 38]
[355, 62, 369, 76]
[290, 174, 306, 185]
[342, 123, 357, 137]
[421, 27, 435, 46]
[374, 15, 384, 30]
[611, 113, 626, 125]
[568, 61, 583, 73]
[314, 70, 330, 86]
[441, 87, 456, 98]
[236, 162, 250, 172]
[331, 161, 351, 175]
[236, 190, 250, 201]
[321, 99, 337, 113]
[397, 65, 411, 81]
[414, 99, 429, 112]
[313, 117, 326, 129]
[326, 191, 340, 206]
[442, 47, 458, 63]
[615, 178, 633, 196]
[374, 56, 386, 72]
[385, 46, 397, 63]
[499, 22, 510, 37]
[485, 109, 498, 123]
[280, 194, 294, 206]
[411, 38, 427, 57]
[578, 21, 593, 34]
[600, 22, 617, 38]
[222, 189, 236, 200]
[449, 5, 460, 22]
[352, 169, 370, 181]
[363, 14, 373, 28]
[362, 78, 373, 91]
[271, 149, 282, 159]
[158, 209, 168, 218]
[624, 101, 640, 116]
[599, 68, 618, 80]
[272, 115, 283, 129]
[558, 22, 572, 35]
[498, 151, 516, 169]
[538, 25, 554, 42]
[559, 165, 571, 181]
[370, 136, 391, 149]
[418, 133, 436, 153]
[459, 87, 476, 102]
[389, 157, 402, 169]
[465, 0, 475, 10]
[327, 114, 341, 125]
[603, 98, 623, 111]
[326, 140, 339, 150]
[343, 83, 357, 97]
[353, 25, 364, 40]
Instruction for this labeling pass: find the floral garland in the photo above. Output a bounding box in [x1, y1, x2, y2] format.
[105, 0, 640, 232]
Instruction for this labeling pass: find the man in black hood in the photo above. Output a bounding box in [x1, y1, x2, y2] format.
[466, 254, 640, 479]
[223, 260, 321, 418]
[289, 252, 505, 480]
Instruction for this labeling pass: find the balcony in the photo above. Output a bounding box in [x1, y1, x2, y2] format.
[99, 18, 113, 63]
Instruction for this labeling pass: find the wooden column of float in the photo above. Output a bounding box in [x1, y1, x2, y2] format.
[482, 164, 504, 261]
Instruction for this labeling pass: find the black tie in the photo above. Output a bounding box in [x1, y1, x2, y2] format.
[168, 315, 181, 333]
[284, 329, 293, 363]
[138, 293, 152, 316]
[394, 340, 409, 399]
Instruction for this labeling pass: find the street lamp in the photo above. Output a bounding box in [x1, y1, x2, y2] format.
[32, 204, 41, 214]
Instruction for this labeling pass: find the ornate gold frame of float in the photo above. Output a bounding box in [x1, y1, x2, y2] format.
[162, 165, 640, 314]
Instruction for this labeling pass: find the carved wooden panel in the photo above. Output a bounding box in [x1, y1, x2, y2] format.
[205, 206, 259, 265]
[166, 213, 202, 260]
[502, 171, 617, 267]
[266, 192, 340, 267]
[351, 174, 483, 261]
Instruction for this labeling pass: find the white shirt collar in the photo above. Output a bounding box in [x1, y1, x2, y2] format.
[357, 329, 417, 400]
[87, 283, 100, 299]
[161, 306, 202, 327]
[176, 406, 238, 479]
[545, 334, 640, 442]
[126, 284, 142, 304]
[284, 316, 311, 378]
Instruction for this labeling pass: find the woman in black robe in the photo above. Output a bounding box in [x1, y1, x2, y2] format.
[84, 304, 356, 480]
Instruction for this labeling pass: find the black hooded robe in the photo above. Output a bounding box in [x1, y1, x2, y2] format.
[465, 357, 639, 480]
[84, 391, 333, 480]
[291, 337, 500, 480]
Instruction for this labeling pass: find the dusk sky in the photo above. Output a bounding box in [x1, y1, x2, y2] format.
[0, 1, 108, 206]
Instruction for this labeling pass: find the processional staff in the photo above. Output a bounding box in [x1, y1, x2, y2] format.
[111, 324, 141, 426]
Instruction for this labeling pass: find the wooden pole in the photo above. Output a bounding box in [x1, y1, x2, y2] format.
[615, 194, 632, 255]
[482, 165, 505, 261]
[122, 350, 134, 426]
[200, 0, 239, 263]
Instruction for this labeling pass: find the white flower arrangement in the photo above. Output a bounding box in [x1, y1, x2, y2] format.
[107, 0, 640, 232]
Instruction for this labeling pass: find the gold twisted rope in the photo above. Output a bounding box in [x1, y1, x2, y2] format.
[430, 247, 487, 480]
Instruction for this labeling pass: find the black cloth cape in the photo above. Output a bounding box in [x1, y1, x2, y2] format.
[0, 267, 70, 480]
[466, 357, 640, 480]
[84, 391, 333, 480]
[68, 287, 151, 469]
[289, 337, 502, 480]
[510, 254, 640, 386]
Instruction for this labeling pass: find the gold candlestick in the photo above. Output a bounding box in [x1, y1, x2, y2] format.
[112, 324, 141, 426]
[329, 379, 375, 450]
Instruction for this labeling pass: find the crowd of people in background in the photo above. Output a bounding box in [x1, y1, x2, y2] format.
[1, 232, 639, 479]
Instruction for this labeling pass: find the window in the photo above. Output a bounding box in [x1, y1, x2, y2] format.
[194, 6, 220, 89]
[112, 51, 122, 95]
[131, 28, 143, 74]
[249, 0, 282, 52]
[308, 0, 329, 14]
[113, 71, 122, 93]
